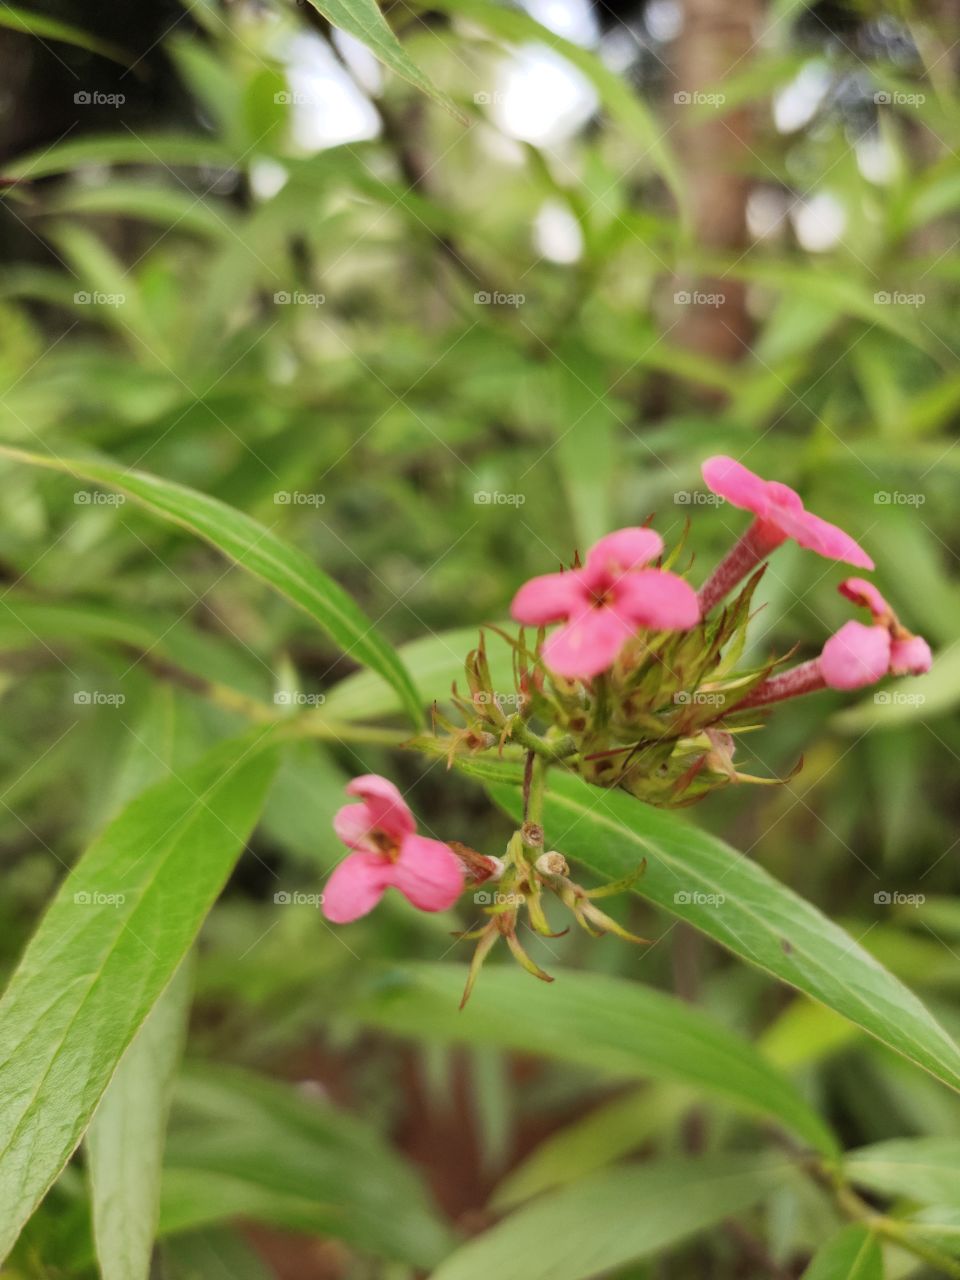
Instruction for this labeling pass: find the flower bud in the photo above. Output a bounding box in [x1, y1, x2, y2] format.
[536, 850, 569, 876]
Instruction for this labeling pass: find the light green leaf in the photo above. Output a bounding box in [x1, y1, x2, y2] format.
[846, 1139, 960, 1209]
[87, 958, 194, 1280]
[431, 1155, 791, 1280]
[0, 729, 279, 1261]
[356, 963, 837, 1155]
[323, 624, 514, 721]
[301, 0, 464, 120]
[0, 445, 423, 727]
[4, 134, 238, 181]
[492, 1085, 691, 1208]
[801, 1224, 883, 1279]
[160, 1065, 455, 1268]
[488, 771, 960, 1096]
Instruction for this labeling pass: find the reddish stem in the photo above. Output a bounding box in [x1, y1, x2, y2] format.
[698, 519, 783, 616]
[738, 659, 826, 708]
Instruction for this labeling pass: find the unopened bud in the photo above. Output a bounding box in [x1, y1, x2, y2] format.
[521, 821, 544, 848]
[536, 850, 568, 876]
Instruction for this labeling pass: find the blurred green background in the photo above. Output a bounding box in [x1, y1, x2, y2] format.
[0, 0, 958, 1274]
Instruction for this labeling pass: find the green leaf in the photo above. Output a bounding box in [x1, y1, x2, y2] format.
[323, 624, 514, 721]
[846, 1139, 960, 1209]
[161, 1065, 455, 1268]
[0, 6, 129, 64]
[430, 1155, 790, 1280]
[492, 1085, 691, 1208]
[801, 1224, 883, 1279]
[161, 1227, 272, 1280]
[4, 134, 238, 181]
[86, 958, 194, 1280]
[0, 730, 279, 1261]
[301, 0, 464, 121]
[0, 445, 423, 727]
[356, 963, 837, 1155]
[488, 771, 960, 1096]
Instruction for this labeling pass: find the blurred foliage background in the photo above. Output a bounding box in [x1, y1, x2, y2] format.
[0, 0, 959, 1274]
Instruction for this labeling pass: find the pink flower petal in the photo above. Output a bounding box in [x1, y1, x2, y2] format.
[585, 527, 663, 575]
[333, 801, 381, 852]
[389, 834, 465, 912]
[511, 570, 587, 626]
[322, 850, 390, 923]
[774, 507, 875, 570]
[839, 577, 891, 619]
[890, 634, 932, 676]
[344, 774, 415, 844]
[702, 456, 771, 513]
[820, 621, 891, 690]
[542, 606, 635, 679]
[617, 569, 700, 630]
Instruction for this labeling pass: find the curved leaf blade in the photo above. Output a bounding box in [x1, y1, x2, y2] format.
[489, 771, 960, 1095]
[0, 730, 279, 1261]
[0, 445, 423, 727]
[801, 1225, 883, 1279]
[356, 962, 837, 1155]
[430, 1155, 791, 1280]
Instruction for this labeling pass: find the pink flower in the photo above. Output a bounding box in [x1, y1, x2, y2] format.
[702, 456, 875, 568]
[323, 774, 464, 923]
[820, 620, 892, 690]
[820, 578, 932, 690]
[511, 527, 699, 680]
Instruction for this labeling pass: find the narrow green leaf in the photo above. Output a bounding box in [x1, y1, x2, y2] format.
[0, 7, 129, 64]
[488, 771, 960, 1096]
[0, 730, 279, 1261]
[301, 0, 465, 120]
[430, 1155, 791, 1280]
[86, 959, 194, 1280]
[801, 1224, 883, 1279]
[0, 445, 423, 727]
[356, 963, 838, 1155]
[846, 1139, 960, 1209]
[161, 1065, 455, 1268]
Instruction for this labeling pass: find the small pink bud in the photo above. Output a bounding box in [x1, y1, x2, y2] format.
[889, 634, 933, 676]
[820, 621, 891, 690]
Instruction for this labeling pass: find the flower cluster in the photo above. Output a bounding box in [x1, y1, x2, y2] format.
[321, 457, 932, 1003]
